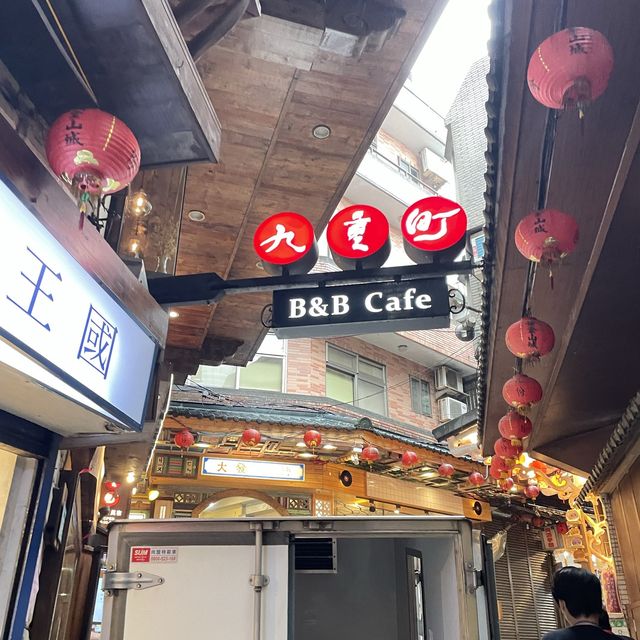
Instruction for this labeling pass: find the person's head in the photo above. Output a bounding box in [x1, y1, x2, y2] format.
[599, 609, 612, 631]
[552, 567, 603, 625]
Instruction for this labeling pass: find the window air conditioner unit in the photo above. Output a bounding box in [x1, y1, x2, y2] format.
[435, 366, 464, 393]
[419, 147, 447, 190]
[438, 397, 468, 422]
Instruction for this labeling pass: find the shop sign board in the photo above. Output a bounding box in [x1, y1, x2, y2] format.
[541, 527, 561, 550]
[271, 277, 450, 338]
[202, 457, 305, 481]
[0, 178, 158, 431]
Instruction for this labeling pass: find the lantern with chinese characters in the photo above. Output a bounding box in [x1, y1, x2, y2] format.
[502, 374, 543, 413]
[527, 27, 614, 116]
[254, 212, 318, 276]
[174, 428, 195, 449]
[494, 438, 523, 461]
[241, 428, 261, 447]
[438, 462, 455, 477]
[505, 316, 555, 360]
[46, 108, 140, 214]
[303, 429, 322, 449]
[468, 471, 485, 486]
[525, 484, 541, 500]
[401, 196, 468, 264]
[361, 445, 380, 463]
[500, 477, 515, 491]
[327, 204, 391, 269]
[498, 411, 533, 444]
[401, 450, 419, 467]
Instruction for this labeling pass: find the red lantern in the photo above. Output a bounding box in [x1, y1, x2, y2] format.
[491, 456, 511, 474]
[525, 484, 541, 500]
[498, 412, 533, 444]
[556, 522, 569, 535]
[468, 471, 485, 486]
[490, 464, 506, 480]
[515, 209, 579, 265]
[438, 462, 455, 477]
[502, 374, 543, 412]
[505, 316, 555, 360]
[304, 429, 322, 449]
[241, 428, 261, 447]
[494, 438, 523, 460]
[361, 445, 380, 463]
[401, 450, 419, 467]
[532, 516, 546, 528]
[46, 109, 140, 197]
[527, 28, 614, 114]
[174, 429, 195, 449]
[500, 477, 515, 491]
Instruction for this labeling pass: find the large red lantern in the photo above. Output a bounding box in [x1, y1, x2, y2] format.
[174, 429, 195, 449]
[498, 412, 533, 444]
[515, 209, 579, 265]
[491, 455, 511, 474]
[241, 428, 261, 447]
[438, 462, 455, 477]
[494, 438, 523, 460]
[502, 374, 543, 413]
[468, 471, 485, 486]
[490, 463, 507, 480]
[401, 450, 419, 467]
[527, 28, 614, 114]
[500, 477, 515, 491]
[304, 429, 322, 449]
[505, 316, 555, 360]
[361, 445, 380, 463]
[46, 109, 140, 198]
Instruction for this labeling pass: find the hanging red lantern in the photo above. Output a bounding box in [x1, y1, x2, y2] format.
[500, 477, 515, 491]
[494, 438, 523, 460]
[438, 462, 455, 477]
[491, 455, 511, 474]
[525, 484, 541, 500]
[46, 109, 140, 215]
[490, 464, 506, 480]
[468, 471, 485, 486]
[401, 450, 419, 467]
[174, 428, 195, 449]
[303, 429, 322, 449]
[241, 428, 261, 447]
[361, 445, 380, 463]
[505, 316, 555, 360]
[502, 374, 543, 413]
[532, 516, 546, 528]
[527, 28, 614, 115]
[498, 411, 533, 444]
[515, 209, 579, 265]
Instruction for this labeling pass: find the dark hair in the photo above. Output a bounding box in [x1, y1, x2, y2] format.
[599, 609, 612, 631]
[552, 567, 603, 618]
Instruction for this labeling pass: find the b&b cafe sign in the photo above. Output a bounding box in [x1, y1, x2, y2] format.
[253, 196, 467, 339]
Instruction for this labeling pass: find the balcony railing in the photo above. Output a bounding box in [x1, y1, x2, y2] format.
[366, 146, 438, 197]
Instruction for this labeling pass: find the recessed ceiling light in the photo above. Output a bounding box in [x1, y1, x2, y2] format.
[188, 210, 206, 222]
[397, 344, 408, 352]
[169, 310, 179, 318]
[312, 124, 331, 139]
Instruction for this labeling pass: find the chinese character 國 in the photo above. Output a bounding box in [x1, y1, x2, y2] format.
[78, 305, 117, 379]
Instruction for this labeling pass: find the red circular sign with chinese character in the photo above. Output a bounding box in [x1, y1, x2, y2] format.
[254, 212, 316, 265]
[327, 205, 389, 259]
[401, 196, 468, 252]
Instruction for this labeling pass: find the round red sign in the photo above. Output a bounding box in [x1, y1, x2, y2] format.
[254, 212, 316, 265]
[400, 196, 468, 252]
[327, 204, 390, 259]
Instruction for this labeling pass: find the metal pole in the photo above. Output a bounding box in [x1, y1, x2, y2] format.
[252, 523, 264, 640]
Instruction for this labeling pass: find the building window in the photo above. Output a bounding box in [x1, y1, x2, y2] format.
[397, 156, 420, 184]
[326, 345, 387, 415]
[410, 378, 432, 417]
[190, 332, 285, 392]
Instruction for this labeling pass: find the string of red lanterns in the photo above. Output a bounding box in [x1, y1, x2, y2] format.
[491, 25, 614, 500]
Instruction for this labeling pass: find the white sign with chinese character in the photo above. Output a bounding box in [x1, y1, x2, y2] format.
[0, 179, 157, 430]
[202, 457, 305, 481]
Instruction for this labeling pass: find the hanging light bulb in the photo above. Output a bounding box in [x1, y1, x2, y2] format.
[148, 488, 160, 501]
[126, 189, 152, 217]
[128, 237, 140, 256]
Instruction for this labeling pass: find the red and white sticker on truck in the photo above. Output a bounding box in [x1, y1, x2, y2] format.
[130, 546, 178, 563]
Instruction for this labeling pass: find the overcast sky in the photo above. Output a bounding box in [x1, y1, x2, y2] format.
[410, 0, 492, 116]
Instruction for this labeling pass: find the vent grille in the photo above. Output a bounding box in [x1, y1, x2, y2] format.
[294, 538, 337, 573]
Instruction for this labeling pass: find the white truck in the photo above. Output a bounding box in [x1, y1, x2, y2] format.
[100, 516, 500, 639]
